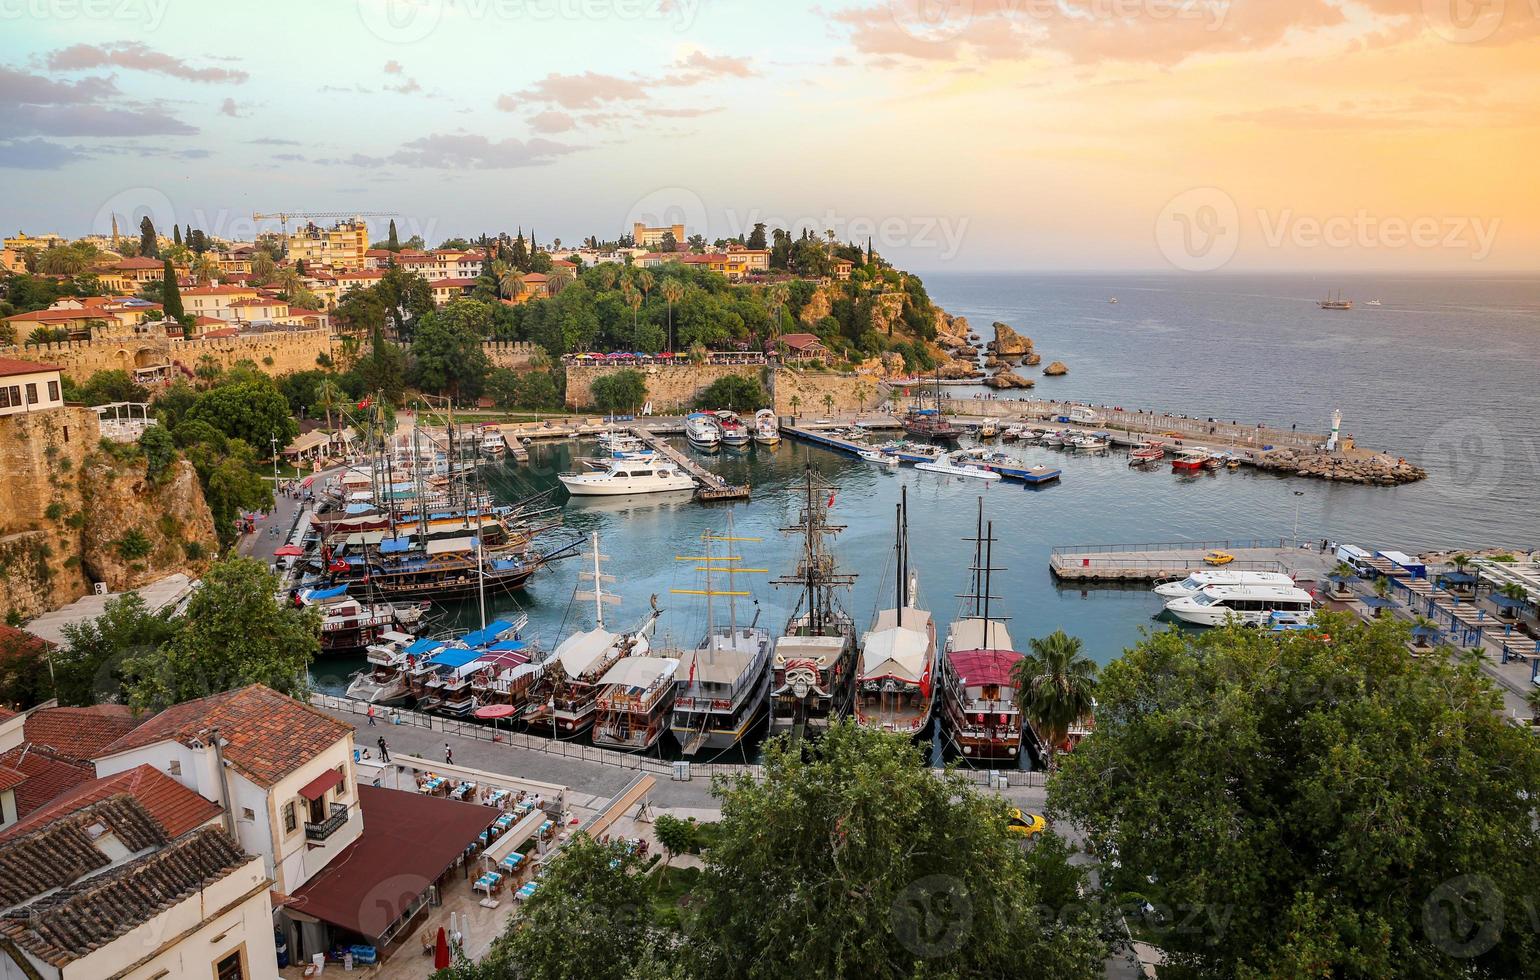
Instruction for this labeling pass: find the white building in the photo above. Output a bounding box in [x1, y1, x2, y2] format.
[0, 359, 64, 417]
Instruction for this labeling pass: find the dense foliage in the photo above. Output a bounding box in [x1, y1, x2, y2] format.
[589, 368, 647, 414]
[1050, 616, 1540, 979]
[693, 373, 768, 411]
[50, 592, 182, 705]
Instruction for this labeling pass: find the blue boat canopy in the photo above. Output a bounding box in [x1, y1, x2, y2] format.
[405, 638, 447, 655]
[429, 646, 484, 669]
[305, 584, 349, 601]
[344, 504, 374, 515]
[378, 537, 414, 554]
[461, 620, 516, 648]
[488, 639, 527, 652]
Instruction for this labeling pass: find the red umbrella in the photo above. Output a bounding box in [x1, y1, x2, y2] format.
[474, 704, 517, 720]
[273, 544, 303, 557]
[434, 926, 449, 970]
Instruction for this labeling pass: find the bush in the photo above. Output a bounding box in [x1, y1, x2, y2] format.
[589, 369, 647, 414]
[115, 529, 153, 560]
[694, 375, 766, 412]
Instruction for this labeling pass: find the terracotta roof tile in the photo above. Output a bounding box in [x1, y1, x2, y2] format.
[0, 765, 221, 843]
[0, 747, 94, 817]
[98, 684, 352, 788]
[21, 706, 142, 765]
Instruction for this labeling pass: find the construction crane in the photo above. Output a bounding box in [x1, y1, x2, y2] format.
[251, 210, 396, 240]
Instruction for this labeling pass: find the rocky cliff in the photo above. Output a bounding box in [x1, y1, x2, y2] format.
[78, 457, 217, 591]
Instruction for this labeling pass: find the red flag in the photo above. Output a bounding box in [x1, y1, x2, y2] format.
[357, 396, 372, 409]
[919, 659, 932, 700]
[826, 491, 836, 508]
[688, 657, 697, 687]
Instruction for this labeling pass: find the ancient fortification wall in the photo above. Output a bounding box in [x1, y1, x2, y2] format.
[0, 329, 335, 381]
[483, 341, 540, 371]
[564, 362, 885, 414]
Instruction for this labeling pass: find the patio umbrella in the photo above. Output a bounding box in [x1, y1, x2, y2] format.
[474, 702, 517, 742]
[434, 926, 450, 970]
[273, 544, 303, 557]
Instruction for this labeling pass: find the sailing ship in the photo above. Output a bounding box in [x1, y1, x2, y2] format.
[295, 583, 430, 654]
[669, 519, 773, 755]
[937, 500, 1025, 762]
[902, 369, 963, 442]
[524, 533, 660, 736]
[768, 468, 858, 741]
[856, 485, 937, 737]
[1318, 290, 1354, 310]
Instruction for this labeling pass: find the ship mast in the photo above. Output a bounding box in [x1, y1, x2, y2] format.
[958, 498, 1007, 640]
[772, 466, 854, 633]
[575, 531, 620, 631]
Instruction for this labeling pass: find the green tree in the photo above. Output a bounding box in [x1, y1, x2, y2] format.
[161, 258, 184, 319]
[66, 369, 147, 406]
[588, 369, 646, 414]
[660, 278, 684, 352]
[694, 374, 766, 411]
[53, 592, 181, 705]
[140, 423, 177, 482]
[652, 812, 695, 876]
[498, 835, 657, 980]
[173, 224, 182, 247]
[0, 628, 56, 710]
[1010, 629, 1097, 772]
[139, 216, 159, 258]
[185, 380, 299, 449]
[1050, 616, 1540, 979]
[684, 721, 1106, 979]
[387, 218, 400, 251]
[315, 377, 344, 431]
[410, 302, 492, 400]
[124, 558, 320, 710]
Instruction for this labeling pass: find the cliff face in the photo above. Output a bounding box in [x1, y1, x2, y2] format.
[0, 408, 216, 622]
[78, 458, 217, 592]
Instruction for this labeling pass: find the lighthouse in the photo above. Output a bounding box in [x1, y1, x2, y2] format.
[1327, 409, 1342, 452]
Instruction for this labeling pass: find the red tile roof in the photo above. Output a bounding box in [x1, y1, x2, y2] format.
[778, 333, 826, 350]
[0, 764, 221, 842]
[0, 357, 63, 376]
[98, 684, 353, 788]
[0, 746, 94, 817]
[0, 766, 26, 792]
[3, 308, 90, 324]
[22, 705, 143, 764]
[429, 277, 476, 288]
[113, 257, 164, 270]
[199, 327, 240, 338]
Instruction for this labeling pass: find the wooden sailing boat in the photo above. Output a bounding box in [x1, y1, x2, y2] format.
[855, 485, 937, 737]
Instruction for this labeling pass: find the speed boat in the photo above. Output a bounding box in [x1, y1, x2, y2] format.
[1153, 570, 1296, 599]
[1164, 584, 1315, 627]
[915, 453, 1002, 481]
[859, 448, 899, 470]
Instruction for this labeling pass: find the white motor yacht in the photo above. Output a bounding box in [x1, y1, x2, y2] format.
[1153, 570, 1296, 599]
[685, 412, 722, 449]
[558, 456, 696, 496]
[1164, 584, 1315, 627]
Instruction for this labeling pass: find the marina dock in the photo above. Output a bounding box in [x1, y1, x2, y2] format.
[630, 426, 750, 501]
[782, 424, 1061, 484]
[1050, 538, 1337, 582]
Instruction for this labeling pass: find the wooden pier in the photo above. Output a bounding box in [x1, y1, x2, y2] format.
[1050, 538, 1337, 583]
[630, 427, 750, 501]
[782, 424, 870, 458]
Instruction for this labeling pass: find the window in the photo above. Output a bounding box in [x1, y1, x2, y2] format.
[0, 385, 18, 409]
[168, 760, 181, 776]
[215, 948, 245, 980]
[333, 766, 348, 798]
[284, 801, 297, 834]
[47, 380, 59, 401]
[240, 806, 255, 822]
[25, 383, 38, 404]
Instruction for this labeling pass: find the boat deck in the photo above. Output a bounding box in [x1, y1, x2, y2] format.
[1050, 539, 1338, 583]
[629, 427, 750, 501]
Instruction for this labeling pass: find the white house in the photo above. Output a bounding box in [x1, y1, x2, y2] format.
[0, 359, 64, 417]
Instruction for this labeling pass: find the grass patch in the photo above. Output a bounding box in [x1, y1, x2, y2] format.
[649, 865, 701, 930]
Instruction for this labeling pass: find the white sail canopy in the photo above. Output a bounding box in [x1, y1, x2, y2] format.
[554, 627, 620, 678]
[860, 626, 930, 683]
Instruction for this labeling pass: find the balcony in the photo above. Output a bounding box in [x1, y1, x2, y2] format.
[304, 802, 350, 843]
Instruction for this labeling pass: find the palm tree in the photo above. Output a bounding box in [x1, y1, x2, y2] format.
[315, 378, 344, 432]
[1499, 583, 1528, 619]
[622, 282, 642, 348]
[822, 393, 835, 417]
[854, 380, 870, 412]
[547, 268, 573, 296]
[1448, 553, 1473, 594]
[1011, 630, 1097, 772]
[789, 395, 801, 419]
[661, 279, 684, 353]
[192, 255, 221, 285]
[1371, 576, 1391, 616]
[1330, 561, 1357, 596]
[635, 269, 654, 304]
[766, 282, 789, 352]
[273, 266, 302, 297]
[1411, 615, 1438, 649]
[496, 263, 525, 303]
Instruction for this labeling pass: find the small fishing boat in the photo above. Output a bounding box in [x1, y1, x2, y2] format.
[1364, 299, 1382, 307]
[977, 417, 999, 439]
[1070, 433, 1109, 452]
[478, 427, 507, 459]
[1130, 443, 1166, 464]
[753, 408, 781, 446]
[859, 448, 899, 469]
[888, 442, 946, 465]
[1171, 448, 1211, 473]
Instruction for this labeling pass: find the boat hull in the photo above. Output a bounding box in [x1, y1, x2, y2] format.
[559, 474, 697, 496]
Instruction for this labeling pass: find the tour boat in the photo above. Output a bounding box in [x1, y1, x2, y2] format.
[714, 411, 752, 447]
[1070, 433, 1110, 452]
[1153, 570, 1296, 598]
[524, 533, 660, 735]
[938, 501, 1024, 761]
[856, 486, 937, 738]
[1163, 583, 1316, 627]
[902, 408, 963, 443]
[670, 518, 773, 755]
[295, 584, 430, 654]
[685, 412, 722, 449]
[478, 427, 507, 459]
[1170, 448, 1211, 472]
[591, 656, 680, 752]
[768, 469, 858, 741]
[859, 448, 899, 470]
[753, 409, 781, 446]
[916, 454, 1002, 481]
[558, 455, 696, 496]
[977, 417, 999, 438]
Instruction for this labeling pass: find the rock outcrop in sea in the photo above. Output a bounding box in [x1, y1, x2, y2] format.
[1043, 361, 1068, 376]
[1252, 449, 1427, 485]
[988, 321, 1033, 357]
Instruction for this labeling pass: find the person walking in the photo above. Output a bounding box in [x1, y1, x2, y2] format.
[445, 742, 454, 766]
[367, 704, 376, 726]
[377, 736, 390, 763]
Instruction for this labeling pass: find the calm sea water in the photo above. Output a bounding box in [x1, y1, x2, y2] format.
[314, 274, 1540, 745]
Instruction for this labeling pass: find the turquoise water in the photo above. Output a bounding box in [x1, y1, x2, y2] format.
[313, 273, 1540, 725]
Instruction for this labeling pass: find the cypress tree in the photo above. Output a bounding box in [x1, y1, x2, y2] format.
[173, 224, 182, 247]
[139, 216, 159, 258]
[161, 259, 184, 319]
[387, 219, 400, 251]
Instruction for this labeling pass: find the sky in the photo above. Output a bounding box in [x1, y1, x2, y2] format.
[1, 0, 1537, 272]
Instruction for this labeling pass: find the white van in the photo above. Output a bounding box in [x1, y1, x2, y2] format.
[1335, 544, 1372, 574]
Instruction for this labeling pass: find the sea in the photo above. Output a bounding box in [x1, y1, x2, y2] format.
[312, 273, 1540, 761]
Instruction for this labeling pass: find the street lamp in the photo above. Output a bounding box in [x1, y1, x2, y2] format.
[1292, 490, 1305, 545]
[270, 434, 280, 504]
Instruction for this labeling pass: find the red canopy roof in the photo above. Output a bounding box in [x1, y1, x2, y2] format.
[297, 768, 344, 802]
[947, 649, 1022, 688]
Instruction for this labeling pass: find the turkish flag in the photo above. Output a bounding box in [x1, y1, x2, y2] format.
[827, 491, 836, 508]
[919, 660, 931, 700]
[357, 396, 372, 409]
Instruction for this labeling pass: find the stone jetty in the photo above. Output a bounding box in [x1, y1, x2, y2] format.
[1253, 448, 1427, 485]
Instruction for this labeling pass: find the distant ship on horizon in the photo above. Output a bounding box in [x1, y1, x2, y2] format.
[1318, 290, 1354, 310]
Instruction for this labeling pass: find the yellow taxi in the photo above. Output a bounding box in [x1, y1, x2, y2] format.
[1007, 809, 1047, 839]
[1204, 550, 1235, 566]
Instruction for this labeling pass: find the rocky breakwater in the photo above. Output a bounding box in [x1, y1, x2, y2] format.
[1253, 449, 1428, 486]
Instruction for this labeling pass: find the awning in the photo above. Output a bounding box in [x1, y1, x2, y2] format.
[298, 768, 344, 802]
